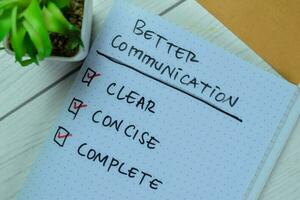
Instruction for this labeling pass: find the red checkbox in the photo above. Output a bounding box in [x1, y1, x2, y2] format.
[82, 68, 101, 87]
[73, 101, 88, 110]
[87, 72, 101, 79]
[54, 126, 72, 147]
[68, 98, 88, 120]
[57, 132, 72, 139]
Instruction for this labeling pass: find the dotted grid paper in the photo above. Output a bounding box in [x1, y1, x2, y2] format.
[18, 1, 299, 200]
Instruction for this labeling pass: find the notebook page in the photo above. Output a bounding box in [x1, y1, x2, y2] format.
[18, 1, 299, 200]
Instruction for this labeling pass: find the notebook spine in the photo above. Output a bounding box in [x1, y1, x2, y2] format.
[244, 88, 300, 199]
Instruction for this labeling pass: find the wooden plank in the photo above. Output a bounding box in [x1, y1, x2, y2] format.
[0, 0, 179, 119]
[260, 120, 300, 200]
[0, 74, 77, 200]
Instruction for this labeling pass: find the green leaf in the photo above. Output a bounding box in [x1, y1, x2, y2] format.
[42, 6, 68, 33]
[22, 20, 47, 60]
[11, 6, 26, 62]
[24, 34, 39, 65]
[23, 0, 52, 58]
[67, 35, 83, 50]
[50, 0, 70, 8]
[0, 0, 30, 10]
[0, 11, 11, 42]
[42, 1, 82, 51]
[19, 58, 36, 67]
[43, 2, 79, 33]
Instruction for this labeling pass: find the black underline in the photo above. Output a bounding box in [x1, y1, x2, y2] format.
[96, 51, 243, 123]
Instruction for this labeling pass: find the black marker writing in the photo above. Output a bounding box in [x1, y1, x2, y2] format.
[133, 19, 199, 63]
[96, 51, 243, 122]
[106, 34, 240, 109]
[106, 82, 156, 114]
[92, 110, 160, 149]
[77, 143, 163, 190]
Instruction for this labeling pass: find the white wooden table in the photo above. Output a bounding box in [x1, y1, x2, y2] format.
[0, 1, 299, 199]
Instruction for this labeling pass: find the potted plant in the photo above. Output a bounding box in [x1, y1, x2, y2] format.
[0, 0, 93, 66]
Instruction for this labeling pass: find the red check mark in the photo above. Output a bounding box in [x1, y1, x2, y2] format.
[57, 132, 72, 139]
[87, 72, 101, 79]
[73, 102, 87, 109]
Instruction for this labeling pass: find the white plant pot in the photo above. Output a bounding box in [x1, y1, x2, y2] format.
[3, 0, 93, 62]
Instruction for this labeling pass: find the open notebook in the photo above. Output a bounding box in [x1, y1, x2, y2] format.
[18, 1, 300, 200]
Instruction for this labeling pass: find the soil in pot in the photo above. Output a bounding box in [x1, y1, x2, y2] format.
[50, 0, 84, 57]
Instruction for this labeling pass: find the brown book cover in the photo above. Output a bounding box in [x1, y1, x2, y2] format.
[197, 0, 300, 84]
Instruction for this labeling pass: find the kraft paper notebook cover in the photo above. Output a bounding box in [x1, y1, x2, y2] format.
[197, 0, 300, 84]
[18, 1, 300, 200]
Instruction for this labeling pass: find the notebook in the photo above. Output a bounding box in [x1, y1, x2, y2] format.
[18, 1, 300, 199]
